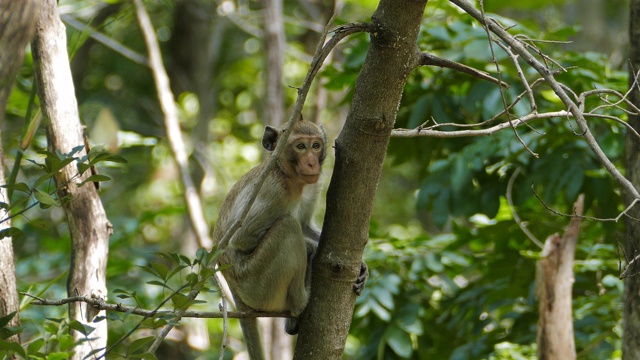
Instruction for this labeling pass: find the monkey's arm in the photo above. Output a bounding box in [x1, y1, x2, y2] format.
[223, 178, 288, 253]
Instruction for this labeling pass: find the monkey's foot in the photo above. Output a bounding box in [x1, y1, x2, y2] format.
[352, 261, 368, 296]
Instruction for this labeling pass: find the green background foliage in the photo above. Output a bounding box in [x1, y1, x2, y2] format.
[1, 0, 630, 358]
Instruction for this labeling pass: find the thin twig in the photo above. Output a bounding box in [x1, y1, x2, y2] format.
[22, 292, 292, 319]
[132, 0, 212, 250]
[391, 111, 568, 138]
[418, 51, 509, 88]
[60, 14, 148, 66]
[478, 0, 538, 157]
[506, 167, 543, 248]
[493, 40, 536, 113]
[451, 0, 640, 201]
[531, 185, 640, 222]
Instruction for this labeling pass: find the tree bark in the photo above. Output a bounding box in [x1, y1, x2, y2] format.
[264, 0, 286, 128]
[624, 1, 640, 358]
[536, 195, 583, 360]
[32, 1, 112, 358]
[294, 1, 427, 358]
[261, 0, 293, 358]
[0, 0, 42, 342]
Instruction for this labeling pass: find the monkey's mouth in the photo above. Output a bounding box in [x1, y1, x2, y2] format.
[300, 174, 320, 184]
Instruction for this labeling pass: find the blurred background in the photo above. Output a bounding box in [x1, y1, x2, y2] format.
[3, 0, 631, 358]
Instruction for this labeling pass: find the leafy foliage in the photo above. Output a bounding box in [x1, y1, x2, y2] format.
[0, 248, 223, 359]
[1, 0, 629, 358]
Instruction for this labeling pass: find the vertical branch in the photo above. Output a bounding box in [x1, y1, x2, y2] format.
[32, 1, 111, 358]
[264, 0, 285, 127]
[294, 1, 428, 357]
[132, 0, 212, 250]
[262, 0, 291, 357]
[0, 0, 42, 341]
[536, 195, 583, 360]
[624, 0, 640, 357]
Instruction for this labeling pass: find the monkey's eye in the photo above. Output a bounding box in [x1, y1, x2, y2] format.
[296, 143, 306, 150]
[312, 142, 321, 150]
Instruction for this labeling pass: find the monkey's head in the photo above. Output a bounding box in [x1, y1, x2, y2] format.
[263, 120, 327, 185]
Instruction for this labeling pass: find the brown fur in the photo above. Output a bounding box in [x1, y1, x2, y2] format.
[212, 120, 326, 360]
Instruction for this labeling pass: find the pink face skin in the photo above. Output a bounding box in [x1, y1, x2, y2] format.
[291, 135, 323, 184]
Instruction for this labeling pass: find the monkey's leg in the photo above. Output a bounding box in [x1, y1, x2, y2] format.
[234, 214, 309, 314]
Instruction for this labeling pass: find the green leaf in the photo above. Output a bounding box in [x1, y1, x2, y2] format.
[384, 325, 413, 358]
[47, 352, 71, 360]
[9, 195, 29, 211]
[170, 293, 189, 309]
[371, 286, 394, 310]
[104, 154, 127, 163]
[165, 266, 186, 282]
[68, 145, 85, 157]
[33, 189, 58, 207]
[128, 336, 155, 353]
[186, 272, 199, 285]
[27, 338, 45, 354]
[88, 145, 109, 160]
[1, 182, 30, 194]
[78, 174, 111, 187]
[0, 227, 24, 240]
[107, 312, 122, 322]
[34, 172, 56, 188]
[370, 297, 391, 321]
[0, 339, 26, 358]
[150, 263, 169, 280]
[146, 280, 170, 289]
[0, 326, 23, 340]
[139, 265, 159, 278]
[0, 312, 17, 328]
[50, 157, 74, 173]
[68, 320, 95, 337]
[77, 162, 91, 175]
[26, 158, 46, 171]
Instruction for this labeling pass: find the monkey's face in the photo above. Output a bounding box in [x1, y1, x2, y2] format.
[291, 136, 324, 184]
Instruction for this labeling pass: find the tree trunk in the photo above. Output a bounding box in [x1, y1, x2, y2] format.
[32, 1, 112, 358]
[293, 1, 427, 358]
[261, 0, 293, 358]
[264, 0, 286, 128]
[536, 195, 583, 360]
[0, 0, 42, 342]
[624, 1, 640, 358]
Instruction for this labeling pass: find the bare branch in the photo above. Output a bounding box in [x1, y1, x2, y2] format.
[391, 111, 568, 138]
[418, 52, 509, 88]
[493, 40, 536, 113]
[133, 0, 212, 250]
[478, 1, 538, 157]
[506, 168, 543, 248]
[61, 14, 148, 66]
[450, 0, 640, 200]
[23, 293, 292, 319]
[532, 185, 640, 223]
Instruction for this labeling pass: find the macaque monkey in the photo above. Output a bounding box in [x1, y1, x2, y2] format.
[212, 118, 367, 360]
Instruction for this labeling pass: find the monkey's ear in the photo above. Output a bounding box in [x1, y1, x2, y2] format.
[262, 126, 280, 151]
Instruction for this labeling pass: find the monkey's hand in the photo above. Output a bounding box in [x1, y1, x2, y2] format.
[352, 261, 368, 296]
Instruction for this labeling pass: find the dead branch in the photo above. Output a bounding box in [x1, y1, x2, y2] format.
[506, 167, 543, 248]
[23, 293, 292, 319]
[536, 194, 583, 360]
[418, 52, 509, 88]
[450, 0, 640, 203]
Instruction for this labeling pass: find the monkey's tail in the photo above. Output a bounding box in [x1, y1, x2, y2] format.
[239, 317, 266, 360]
